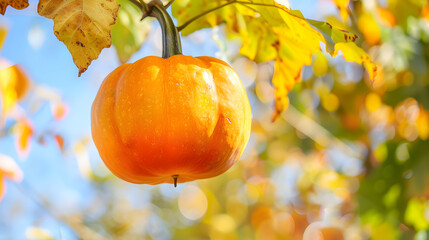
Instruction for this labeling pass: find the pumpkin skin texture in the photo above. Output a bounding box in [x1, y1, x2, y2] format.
[91, 55, 252, 185]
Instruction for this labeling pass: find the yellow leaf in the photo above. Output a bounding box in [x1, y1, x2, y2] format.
[271, 10, 324, 120]
[334, 42, 377, 82]
[332, 0, 350, 21]
[307, 19, 358, 52]
[250, 0, 286, 26]
[38, 0, 119, 76]
[271, 59, 293, 120]
[173, 0, 243, 36]
[14, 120, 33, 158]
[0, 27, 7, 50]
[0, 64, 31, 117]
[357, 13, 381, 45]
[240, 18, 277, 63]
[0, 0, 28, 15]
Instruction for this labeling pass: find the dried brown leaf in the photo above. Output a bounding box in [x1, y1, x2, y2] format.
[0, 0, 28, 15]
[38, 0, 119, 76]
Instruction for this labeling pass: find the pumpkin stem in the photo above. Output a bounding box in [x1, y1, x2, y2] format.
[172, 174, 179, 187]
[148, 1, 182, 58]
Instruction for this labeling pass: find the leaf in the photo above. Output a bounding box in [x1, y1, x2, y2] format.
[14, 119, 33, 158]
[0, 153, 23, 182]
[0, 0, 29, 15]
[0, 64, 31, 118]
[357, 13, 381, 45]
[307, 19, 358, 52]
[50, 102, 68, 121]
[0, 27, 7, 50]
[334, 42, 378, 81]
[37, 0, 119, 76]
[173, 0, 225, 36]
[172, 0, 254, 36]
[0, 153, 22, 201]
[239, 17, 277, 63]
[111, 0, 152, 63]
[54, 134, 64, 151]
[270, 8, 326, 119]
[331, 0, 350, 21]
[270, 25, 321, 120]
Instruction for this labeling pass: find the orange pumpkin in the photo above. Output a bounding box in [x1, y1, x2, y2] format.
[91, 1, 251, 186]
[91, 54, 252, 185]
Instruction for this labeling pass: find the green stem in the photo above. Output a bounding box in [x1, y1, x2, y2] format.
[149, 1, 182, 58]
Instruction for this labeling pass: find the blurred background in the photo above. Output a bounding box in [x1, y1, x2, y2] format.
[1, 0, 429, 239]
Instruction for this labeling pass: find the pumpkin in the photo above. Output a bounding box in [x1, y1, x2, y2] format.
[91, 55, 252, 185]
[91, 1, 251, 186]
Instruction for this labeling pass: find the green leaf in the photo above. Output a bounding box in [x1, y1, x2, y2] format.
[111, 0, 151, 63]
